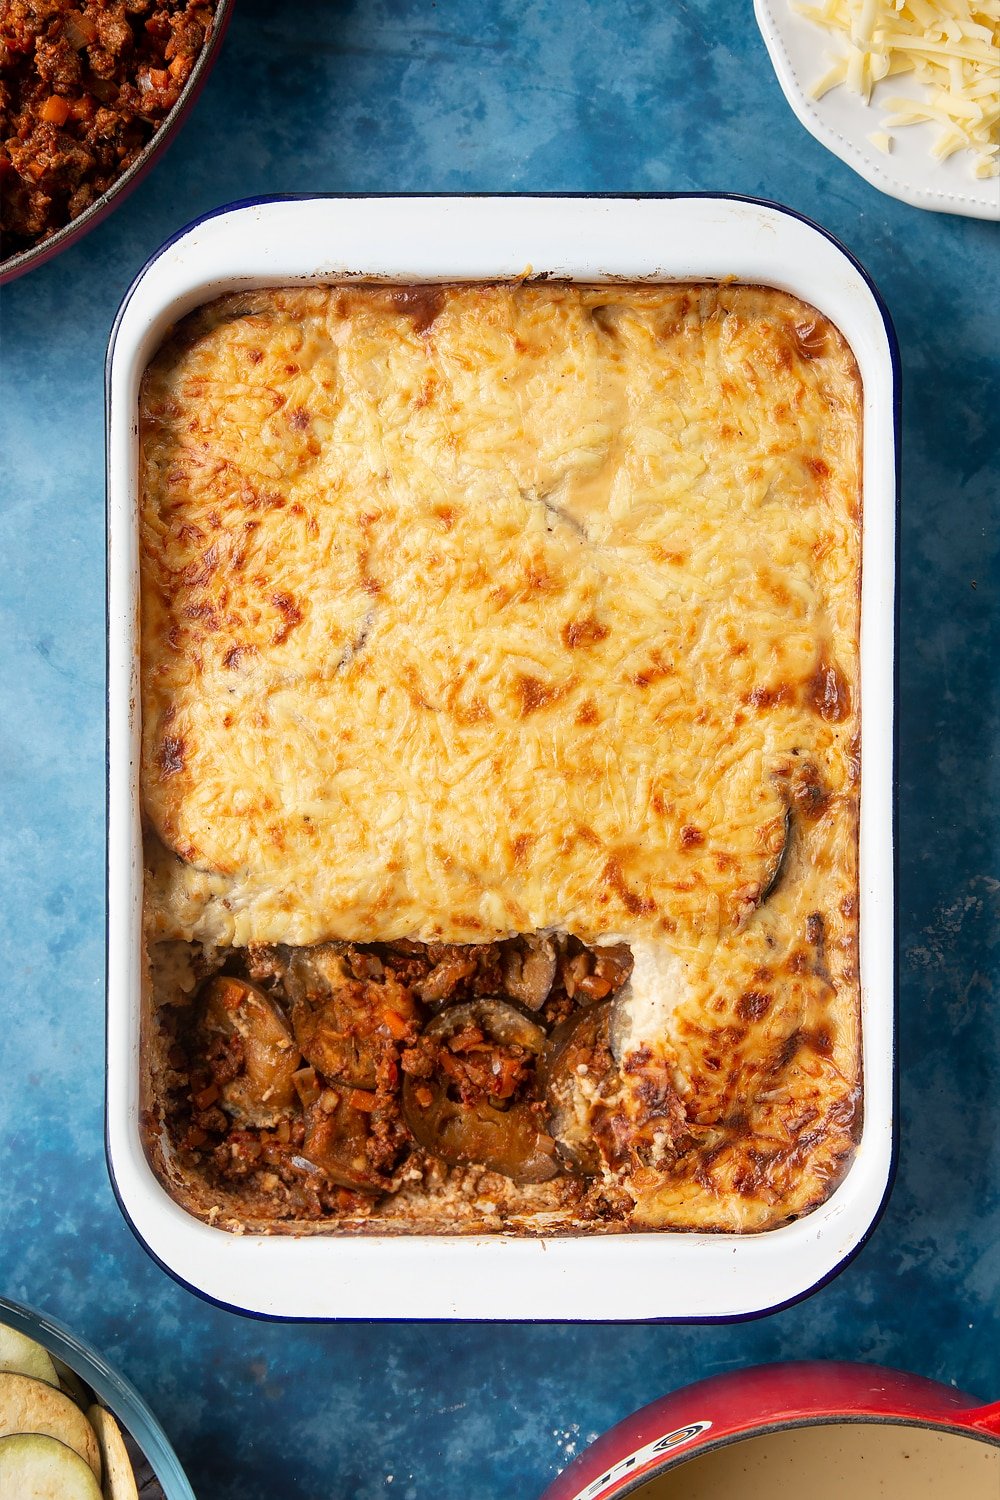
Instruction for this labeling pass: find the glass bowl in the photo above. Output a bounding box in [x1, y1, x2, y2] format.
[0, 1294, 194, 1500]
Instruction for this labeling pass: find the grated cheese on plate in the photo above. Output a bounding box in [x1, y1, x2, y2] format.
[795, 0, 1000, 177]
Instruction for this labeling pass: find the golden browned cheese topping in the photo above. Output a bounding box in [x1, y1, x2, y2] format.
[140, 283, 862, 1232]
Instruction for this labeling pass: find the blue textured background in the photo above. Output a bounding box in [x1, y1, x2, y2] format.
[1, 2, 997, 1496]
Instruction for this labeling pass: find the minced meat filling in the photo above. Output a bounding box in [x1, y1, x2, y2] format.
[161, 935, 634, 1220]
[1, 0, 217, 255]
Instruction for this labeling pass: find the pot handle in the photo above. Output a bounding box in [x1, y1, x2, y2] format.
[965, 1400, 1000, 1437]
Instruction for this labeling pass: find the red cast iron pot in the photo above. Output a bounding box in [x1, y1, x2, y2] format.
[543, 1361, 1000, 1500]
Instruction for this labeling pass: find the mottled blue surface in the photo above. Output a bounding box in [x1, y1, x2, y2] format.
[1, 2, 998, 1497]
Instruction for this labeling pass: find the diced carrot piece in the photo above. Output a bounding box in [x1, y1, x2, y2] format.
[439, 1052, 467, 1085]
[382, 1008, 410, 1040]
[349, 1088, 378, 1113]
[491, 1056, 522, 1099]
[40, 96, 71, 126]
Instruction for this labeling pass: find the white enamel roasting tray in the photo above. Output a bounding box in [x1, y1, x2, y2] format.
[106, 195, 899, 1321]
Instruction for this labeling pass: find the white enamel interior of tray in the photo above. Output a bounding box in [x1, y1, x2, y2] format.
[107, 196, 897, 1320]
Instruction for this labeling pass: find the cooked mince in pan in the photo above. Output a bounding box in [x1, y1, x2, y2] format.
[159, 935, 638, 1223]
[0, 0, 217, 256]
[141, 282, 863, 1235]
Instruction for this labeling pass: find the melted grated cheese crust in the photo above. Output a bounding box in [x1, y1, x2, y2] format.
[140, 282, 863, 1233]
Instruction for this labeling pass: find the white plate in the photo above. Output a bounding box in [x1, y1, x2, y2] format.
[106, 195, 898, 1321]
[755, 0, 1000, 220]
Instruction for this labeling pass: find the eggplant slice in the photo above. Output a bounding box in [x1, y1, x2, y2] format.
[402, 1000, 558, 1184]
[300, 1096, 393, 1193]
[501, 935, 558, 1010]
[560, 941, 633, 1004]
[200, 976, 301, 1127]
[758, 807, 792, 906]
[541, 1001, 621, 1174]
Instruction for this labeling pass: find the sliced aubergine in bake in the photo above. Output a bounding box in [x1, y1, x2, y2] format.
[758, 806, 792, 905]
[500, 935, 558, 1011]
[269, 943, 417, 1090]
[402, 1000, 558, 1184]
[540, 1001, 622, 1175]
[560, 941, 634, 1005]
[199, 976, 301, 1127]
[298, 1094, 396, 1194]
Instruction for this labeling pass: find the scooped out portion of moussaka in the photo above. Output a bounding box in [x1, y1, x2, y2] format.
[139, 282, 862, 1236]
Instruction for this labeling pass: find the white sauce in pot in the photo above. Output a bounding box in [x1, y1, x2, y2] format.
[639, 1422, 999, 1498]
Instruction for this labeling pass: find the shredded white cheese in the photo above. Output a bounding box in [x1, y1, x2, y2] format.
[795, 0, 1000, 177]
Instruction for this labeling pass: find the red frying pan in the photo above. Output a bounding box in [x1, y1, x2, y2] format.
[543, 1362, 1000, 1500]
